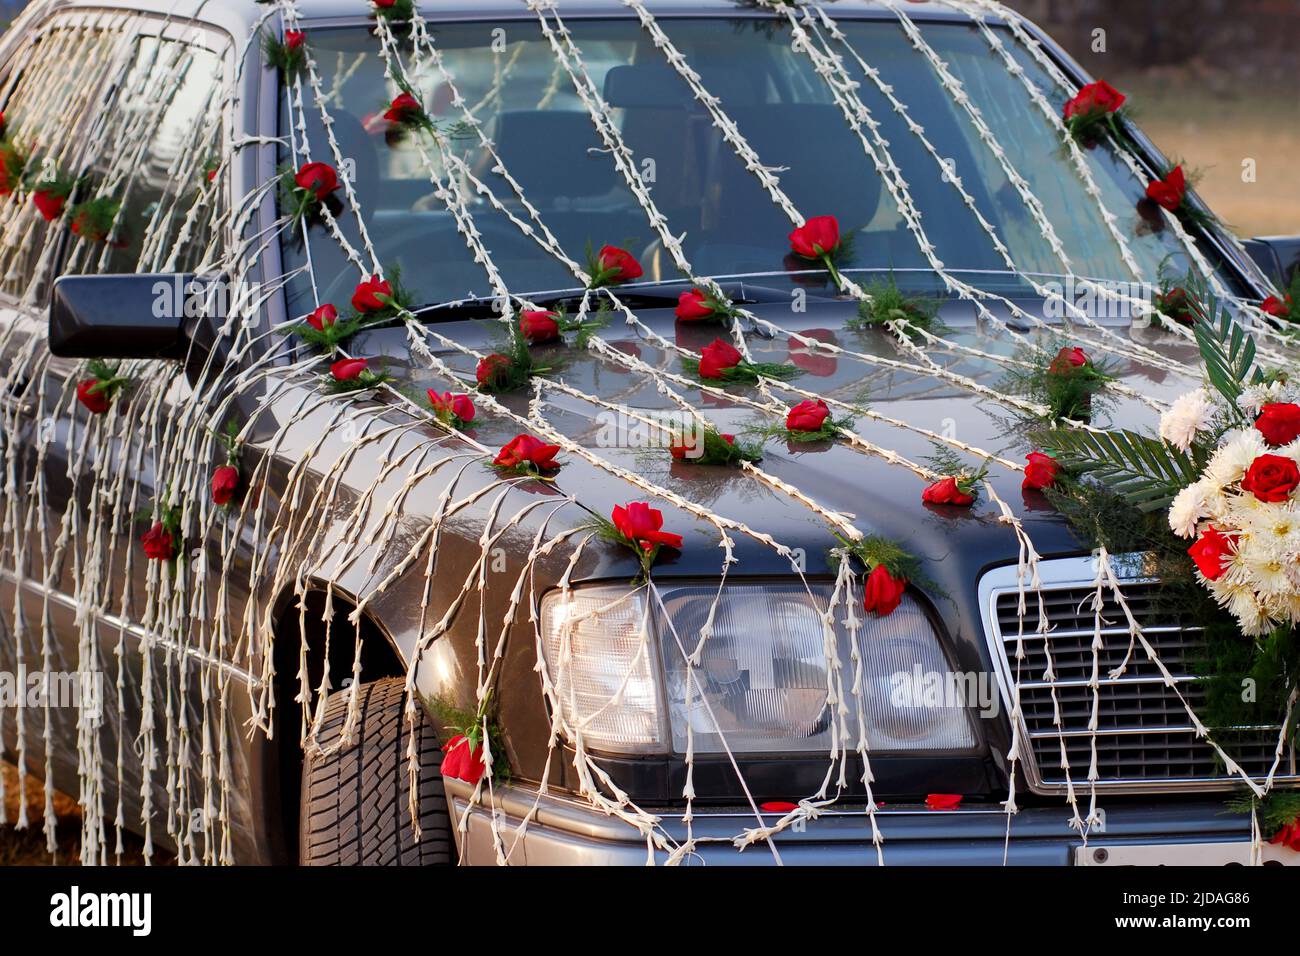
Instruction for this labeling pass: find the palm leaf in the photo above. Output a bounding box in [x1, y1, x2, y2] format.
[1188, 282, 1261, 417]
[1038, 427, 1204, 512]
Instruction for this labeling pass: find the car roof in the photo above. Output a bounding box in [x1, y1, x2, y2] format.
[24, 0, 1012, 31]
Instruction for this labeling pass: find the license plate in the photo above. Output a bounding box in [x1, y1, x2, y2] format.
[1075, 841, 1300, 866]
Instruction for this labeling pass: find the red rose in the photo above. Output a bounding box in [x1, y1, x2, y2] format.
[1048, 346, 1089, 374]
[294, 162, 338, 201]
[330, 357, 369, 382]
[519, 309, 560, 344]
[383, 91, 423, 125]
[788, 214, 840, 259]
[1145, 165, 1186, 212]
[76, 379, 110, 415]
[1022, 451, 1060, 491]
[925, 793, 963, 810]
[494, 434, 561, 471]
[32, 189, 66, 221]
[1240, 453, 1300, 503]
[675, 288, 715, 321]
[476, 353, 511, 388]
[440, 734, 486, 785]
[351, 274, 393, 313]
[596, 245, 643, 283]
[785, 398, 830, 433]
[862, 564, 906, 617]
[374, 0, 397, 7]
[1255, 403, 1300, 447]
[1063, 80, 1125, 119]
[1261, 295, 1292, 319]
[211, 465, 240, 506]
[670, 432, 733, 461]
[1270, 819, 1300, 853]
[1187, 526, 1236, 581]
[285, 30, 306, 50]
[611, 501, 683, 552]
[697, 338, 742, 379]
[306, 303, 337, 331]
[427, 389, 475, 424]
[141, 522, 176, 561]
[922, 476, 975, 507]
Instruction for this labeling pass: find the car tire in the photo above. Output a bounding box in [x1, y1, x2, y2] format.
[299, 677, 452, 865]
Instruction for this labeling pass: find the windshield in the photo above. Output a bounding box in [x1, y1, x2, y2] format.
[280, 16, 1245, 315]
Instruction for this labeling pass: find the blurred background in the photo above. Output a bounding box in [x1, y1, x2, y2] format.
[2, 0, 1296, 864]
[1005, 0, 1300, 237]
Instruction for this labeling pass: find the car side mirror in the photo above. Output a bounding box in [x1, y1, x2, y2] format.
[1243, 236, 1300, 291]
[49, 273, 222, 361]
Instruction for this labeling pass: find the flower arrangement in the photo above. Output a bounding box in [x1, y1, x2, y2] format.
[262, 28, 307, 78]
[1144, 164, 1214, 229]
[280, 161, 341, 230]
[518, 305, 608, 348]
[31, 168, 77, 221]
[491, 434, 562, 478]
[75, 360, 130, 415]
[0, 139, 25, 196]
[588, 502, 683, 583]
[1061, 79, 1127, 147]
[325, 356, 390, 393]
[426, 390, 475, 430]
[748, 397, 854, 446]
[370, 0, 416, 23]
[69, 195, 122, 244]
[210, 419, 243, 507]
[787, 214, 850, 290]
[1001, 344, 1115, 423]
[833, 534, 923, 617]
[140, 504, 183, 565]
[682, 337, 798, 384]
[674, 287, 742, 324]
[669, 427, 761, 466]
[585, 243, 644, 289]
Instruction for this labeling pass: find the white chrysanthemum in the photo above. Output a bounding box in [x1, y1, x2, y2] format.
[1238, 380, 1285, 416]
[1167, 481, 1210, 538]
[1159, 389, 1215, 452]
[1204, 428, 1267, 490]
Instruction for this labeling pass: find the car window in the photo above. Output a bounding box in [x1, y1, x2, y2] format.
[0, 15, 130, 304]
[63, 32, 226, 278]
[281, 17, 1246, 316]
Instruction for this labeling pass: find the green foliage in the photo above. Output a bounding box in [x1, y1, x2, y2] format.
[1035, 426, 1204, 513]
[260, 29, 306, 78]
[671, 426, 762, 467]
[746, 412, 855, 445]
[324, 368, 390, 394]
[425, 692, 510, 784]
[999, 344, 1115, 423]
[1227, 790, 1300, 833]
[849, 275, 943, 338]
[681, 356, 800, 385]
[1190, 284, 1262, 420]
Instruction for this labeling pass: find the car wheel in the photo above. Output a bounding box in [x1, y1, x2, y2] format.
[299, 677, 452, 865]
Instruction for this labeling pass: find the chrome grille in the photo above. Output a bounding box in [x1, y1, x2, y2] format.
[981, 559, 1299, 794]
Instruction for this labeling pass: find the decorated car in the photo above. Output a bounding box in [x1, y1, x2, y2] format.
[0, 0, 1297, 867]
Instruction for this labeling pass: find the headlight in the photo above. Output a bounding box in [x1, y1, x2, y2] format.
[539, 582, 976, 756]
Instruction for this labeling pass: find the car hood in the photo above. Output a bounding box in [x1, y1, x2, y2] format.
[352, 293, 1194, 584]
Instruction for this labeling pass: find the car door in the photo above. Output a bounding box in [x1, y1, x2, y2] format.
[0, 10, 232, 863]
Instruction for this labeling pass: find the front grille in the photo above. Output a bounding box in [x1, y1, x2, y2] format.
[982, 561, 1299, 794]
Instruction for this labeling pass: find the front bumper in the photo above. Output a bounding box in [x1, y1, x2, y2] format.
[444, 781, 1256, 865]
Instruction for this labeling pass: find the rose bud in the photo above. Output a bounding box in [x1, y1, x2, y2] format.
[788, 215, 840, 260]
[383, 91, 423, 125]
[1021, 451, 1060, 490]
[921, 476, 975, 507]
[76, 379, 110, 415]
[294, 161, 339, 201]
[697, 338, 742, 379]
[32, 189, 66, 221]
[427, 390, 475, 424]
[211, 465, 240, 506]
[440, 734, 486, 785]
[675, 288, 715, 321]
[476, 353, 511, 388]
[306, 303, 338, 331]
[285, 30, 306, 50]
[330, 357, 369, 382]
[1255, 402, 1300, 447]
[494, 434, 561, 471]
[1063, 80, 1125, 119]
[141, 522, 176, 562]
[1145, 165, 1186, 212]
[862, 564, 906, 616]
[519, 309, 561, 344]
[351, 274, 393, 313]
[596, 245, 643, 284]
[611, 502, 683, 552]
[1240, 453, 1300, 503]
[1048, 346, 1088, 374]
[1260, 296, 1291, 319]
[785, 398, 830, 433]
